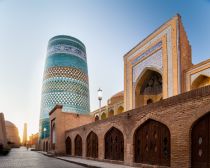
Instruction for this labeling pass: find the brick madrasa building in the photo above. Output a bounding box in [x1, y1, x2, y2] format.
[43, 15, 210, 168]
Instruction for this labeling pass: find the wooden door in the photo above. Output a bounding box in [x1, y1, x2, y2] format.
[46, 141, 48, 152]
[192, 113, 210, 168]
[43, 141, 45, 151]
[75, 135, 82, 156]
[65, 137, 72, 155]
[134, 119, 170, 166]
[86, 131, 98, 158]
[105, 127, 124, 161]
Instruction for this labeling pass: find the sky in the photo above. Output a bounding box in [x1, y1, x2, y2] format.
[0, 0, 210, 140]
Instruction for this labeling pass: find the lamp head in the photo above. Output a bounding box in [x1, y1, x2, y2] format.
[97, 88, 102, 100]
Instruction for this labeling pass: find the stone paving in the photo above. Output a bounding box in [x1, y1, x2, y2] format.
[57, 156, 136, 168]
[0, 147, 84, 168]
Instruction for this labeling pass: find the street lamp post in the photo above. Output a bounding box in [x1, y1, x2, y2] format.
[97, 88, 103, 111]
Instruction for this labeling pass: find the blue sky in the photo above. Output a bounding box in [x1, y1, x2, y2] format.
[0, 0, 209, 138]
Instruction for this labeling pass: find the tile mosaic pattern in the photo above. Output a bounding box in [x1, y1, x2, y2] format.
[132, 41, 162, 65]
[39, 35, 90, 139]
[132, 49, 163, 83]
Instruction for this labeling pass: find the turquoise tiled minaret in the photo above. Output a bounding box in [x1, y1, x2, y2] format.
[39, 35, 90, 139]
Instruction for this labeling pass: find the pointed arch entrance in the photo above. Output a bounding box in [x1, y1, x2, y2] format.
[191, 75, 210, 90]
[95, 115, 99, 121]
[134, 119, 170, 166]
[75, 135, 82, 156]
[65, 137, 72, 155]
[135, 69, 162, 108]
[191, 112, 210, 168]
[117, 106, 124, 114]
[105, 127, 124, 161]
[86, 131, 98, 158]
[101, 113, 106, 120]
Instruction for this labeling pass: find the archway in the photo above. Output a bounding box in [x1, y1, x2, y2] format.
[95, 115, 99, 121]
[191, 112, 210, 167]
[135, 69, 162, 108]
[65, 137, 72, 155]
[101, 113, 106, 120]
[86, 131, 98, 158]
[134, 119, 170, 166]
[117, 106, 124, 114]
[191, 75, 210, 90]
[108, 109, 114, 117]
[105, 127, 124, 161]
[75, 135, 82, 156]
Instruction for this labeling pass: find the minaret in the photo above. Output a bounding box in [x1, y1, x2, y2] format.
[22, 123, 27, 146]
[39, 35, 90, 139]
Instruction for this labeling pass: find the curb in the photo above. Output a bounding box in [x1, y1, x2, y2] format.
[37, 151, 100, 167]
[37, 151, 54, 157]
[56, 157, 100, 168]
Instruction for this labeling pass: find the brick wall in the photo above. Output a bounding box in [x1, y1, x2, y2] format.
[49, 106, 94, 154]
[65, 85, 210, 168]
[178, 15, 192, 92]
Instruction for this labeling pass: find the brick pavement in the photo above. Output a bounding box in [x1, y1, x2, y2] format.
[0, 147, 84, 168]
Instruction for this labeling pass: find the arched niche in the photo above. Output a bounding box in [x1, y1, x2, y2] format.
[75, 135, 82, 156]
[191, 112, 210, 167]
[117, 106, 124, 114]
[65, 136, 72, 155]
[134, 119, 170, 166]
[86, 131, 98, 158]
[135, 69, 162, 108]
[95, 115, 99, 121]
[101, 113, 106, 120]
[191, 75, 210, 90]
[105, 127, 124, 161]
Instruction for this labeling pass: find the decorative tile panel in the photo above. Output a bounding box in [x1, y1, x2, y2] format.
[132, 41, 162, 65]
[47, 44, 86, 61]
[132, 49, 163, 83]
[43, 67, 88, 84]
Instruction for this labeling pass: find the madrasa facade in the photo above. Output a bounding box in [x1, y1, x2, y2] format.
[41, 15, 210, 168]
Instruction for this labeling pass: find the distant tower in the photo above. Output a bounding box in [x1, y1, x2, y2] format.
[39, 35, 90, 139]
[22, 123, 27, 146]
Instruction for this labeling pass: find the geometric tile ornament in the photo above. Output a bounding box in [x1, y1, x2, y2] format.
[39, 35, 90, 139]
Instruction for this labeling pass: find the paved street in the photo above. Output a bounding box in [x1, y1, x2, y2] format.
[0, 147, 85, 168]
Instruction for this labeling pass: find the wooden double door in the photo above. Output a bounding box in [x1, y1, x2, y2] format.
[192, 113, 210, 168]
[75, 135, 82, 156]
[86, 131, 98, 158]
[134, 119, 170, 166]
[65, 137, 72, 155]
[105, 127, 124, 161]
